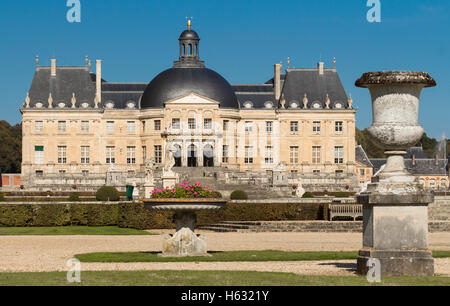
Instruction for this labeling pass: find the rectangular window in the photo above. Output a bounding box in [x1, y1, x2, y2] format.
[142, 146, 147, 162]
[290, 121, 298, 134]
[223, 120, 229, 131]
[81, 121, 89, 133]
[59, 170, 66, 175]
[106, 146, 115, 164]
[334, 146, 344, 164]
[245, 146, 254, 164]
[127, 121, 136, 133]
[154, 145, 162, 164]
[245, 121, 253, 133]
[82, 170, 89, 176]
[81, 146, 90, 164]
[313, 170, 321, 175]
[335, 170, 344, 174]
[106, 121, 115, 133]
[335, 121, 343, 133]
[154, 120, 161, 131]
[58, 121, 66, 132]
[34, 146, 44, 165]
[35, 121, 43, 132]
[312, 146, 321, 164]
[172, 118, 180, 129]
[290, 146, 299, 164]
[313, 121, 321, 134]
[266, 121, 273, 134]
[360, 169, 365, 176]
[188, 118, 196, 130]
[222, 145, 229, 163]
[204, 118, 212, 130]
[265, 146, 274, 164]
[127, 146, 136, 164]
[36, 170, 44, 177]
[57, 146, 67, 164]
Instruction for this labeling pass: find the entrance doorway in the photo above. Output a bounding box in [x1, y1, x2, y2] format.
[187, 144, 198, 167]
[173, 144, 182, 167]
[203, 144, 214, 167]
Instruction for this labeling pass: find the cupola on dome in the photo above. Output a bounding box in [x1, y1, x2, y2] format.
[140, 20, 239, 109]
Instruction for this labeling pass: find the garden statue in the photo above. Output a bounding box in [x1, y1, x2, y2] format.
[161, 141, 179, 188]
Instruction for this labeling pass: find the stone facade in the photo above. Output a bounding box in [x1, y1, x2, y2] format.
[20, 23, 358, 193]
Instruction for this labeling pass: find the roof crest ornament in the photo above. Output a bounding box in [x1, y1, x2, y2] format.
[48, 93, 53, 109]
[71, 93, 77, 108]
[25, 92, 30, 108]
[325, 94, 331, 109]
[303, 93, 308, 109]
[348, 93, 353, 109]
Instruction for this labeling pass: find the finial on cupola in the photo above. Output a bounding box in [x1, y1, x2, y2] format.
[36, 55, 39, 66]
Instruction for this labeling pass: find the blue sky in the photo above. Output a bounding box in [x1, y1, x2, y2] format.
[0, 0, 448, 139]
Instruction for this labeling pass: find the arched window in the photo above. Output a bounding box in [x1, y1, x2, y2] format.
[189, 44, 193, 55]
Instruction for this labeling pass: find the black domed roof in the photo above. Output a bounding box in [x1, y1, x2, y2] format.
[140, 67, 239, 109]
[179, 29, 200, 40]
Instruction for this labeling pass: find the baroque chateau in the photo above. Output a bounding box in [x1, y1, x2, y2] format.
[20, 21, 359, 194]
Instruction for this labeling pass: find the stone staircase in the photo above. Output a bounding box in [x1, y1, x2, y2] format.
[199, 221, 363, 233]
[173, 167, 292, 199]
[200, 220, 450, 233]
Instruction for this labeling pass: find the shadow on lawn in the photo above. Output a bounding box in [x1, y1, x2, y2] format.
[318, 262, 357, 273]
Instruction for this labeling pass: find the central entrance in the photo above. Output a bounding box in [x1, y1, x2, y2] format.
[203, 144, 214, 167]
[187, 144, 198, 167]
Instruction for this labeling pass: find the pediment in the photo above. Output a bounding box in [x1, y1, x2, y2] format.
[164, 93, 220, 106]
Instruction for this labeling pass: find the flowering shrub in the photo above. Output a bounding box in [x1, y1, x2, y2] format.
[151, 182, 221, 199]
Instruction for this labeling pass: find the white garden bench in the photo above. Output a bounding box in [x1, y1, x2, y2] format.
[329, 204, 363, 221]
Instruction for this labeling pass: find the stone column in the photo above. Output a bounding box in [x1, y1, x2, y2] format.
[355, 71, 437, 277]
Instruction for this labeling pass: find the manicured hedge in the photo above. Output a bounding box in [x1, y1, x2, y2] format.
[0, 201, 329, 229]
[118, 202, 328, 230]
[0, 204, 118, 227]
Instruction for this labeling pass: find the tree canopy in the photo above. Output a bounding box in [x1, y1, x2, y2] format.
[0, 121, 22, 173]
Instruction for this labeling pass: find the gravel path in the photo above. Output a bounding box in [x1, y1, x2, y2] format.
[1, 231, 449, 275]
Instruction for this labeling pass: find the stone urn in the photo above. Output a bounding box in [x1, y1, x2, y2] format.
[355, 71, 436, 277]
[355, 71, 436, 187]
[144, 199, 227, 257]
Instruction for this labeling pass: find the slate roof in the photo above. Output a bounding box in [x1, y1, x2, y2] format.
[279, 68, 349, 109]
[405, 147, 428, 159]
[355, 145, 373, 167]
[27, 66, 96, 108]
[24, 65, 350, 111]
[370, 158, 448, 176]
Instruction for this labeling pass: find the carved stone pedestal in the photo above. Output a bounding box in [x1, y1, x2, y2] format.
[356, 188, 434, 276]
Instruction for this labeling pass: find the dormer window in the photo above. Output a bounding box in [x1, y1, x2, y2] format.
[334, 102, 343, 109]
[105, 101, 114, 109]
[126, 101, 136, 109]
[290, 101, 299, 109]
[312, 102, 322, 109]
[243, 101, 253, 109]
[264, 101, 274, 109]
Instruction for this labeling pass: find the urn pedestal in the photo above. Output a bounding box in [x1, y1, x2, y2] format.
[144, 199, 227, 257]
[355, 71, 436, 277]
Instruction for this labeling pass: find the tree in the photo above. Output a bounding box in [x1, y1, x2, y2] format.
[0, 121, 22, 173]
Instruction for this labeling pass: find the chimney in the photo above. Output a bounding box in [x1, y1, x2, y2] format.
[412, 154, 416, 166]
[274, 63, 282, 101]
[95, 60, 102, 104]
[51, 59, 56, 77]
[318, 62, 324, 75]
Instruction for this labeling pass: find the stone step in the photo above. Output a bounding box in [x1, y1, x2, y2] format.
[199, 226, 238, 233]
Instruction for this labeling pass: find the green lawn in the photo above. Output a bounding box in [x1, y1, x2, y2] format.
[0, 270, 448, 286]
[0, 226, 151, 236]
[75, 250, 450, 263]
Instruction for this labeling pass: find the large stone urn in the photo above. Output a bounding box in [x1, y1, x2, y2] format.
[355, 71, 436, 276]
[144, 199, 227, 257]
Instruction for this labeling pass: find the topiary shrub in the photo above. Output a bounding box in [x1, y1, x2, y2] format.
[96, 186, 120, 202]
[68, 193, 80, 202]
[230, 190, 248, 200]
[214, 191, 223, 199]
[302, 192, 314, 199]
